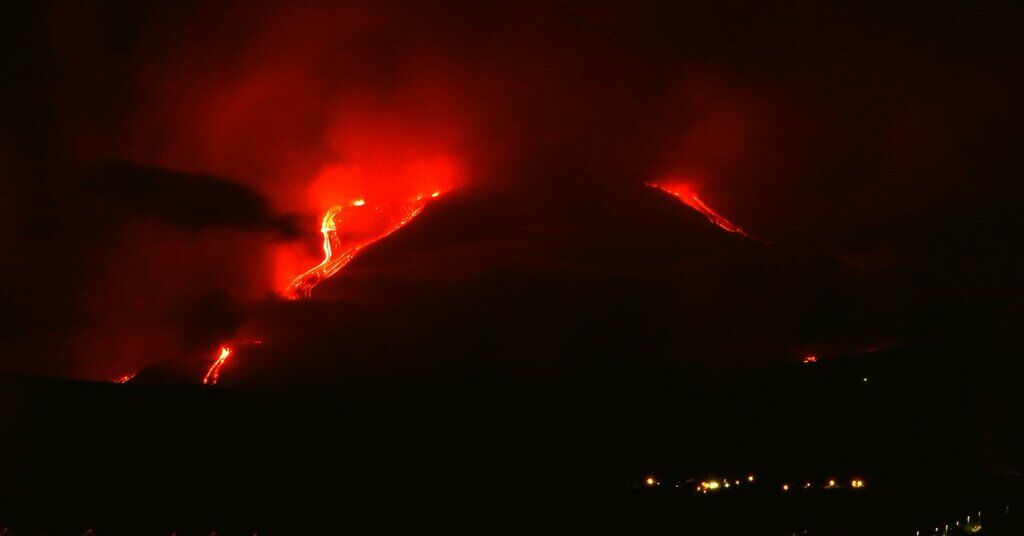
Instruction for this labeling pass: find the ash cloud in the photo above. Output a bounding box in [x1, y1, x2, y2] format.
[87, 163, 299, 238]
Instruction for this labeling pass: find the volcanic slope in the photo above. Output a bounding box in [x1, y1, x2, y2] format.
[207, 181, 883, 389]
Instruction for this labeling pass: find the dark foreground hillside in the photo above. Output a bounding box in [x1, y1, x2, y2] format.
[1, 341, 1021, 534]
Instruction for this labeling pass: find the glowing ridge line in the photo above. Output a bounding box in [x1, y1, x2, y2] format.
[647, 183, 750, 238]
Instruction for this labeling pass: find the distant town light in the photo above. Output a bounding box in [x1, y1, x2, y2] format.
[747, 475, 754, 482]
[782, 483, 789, 491]
[645, 476, 656, 487]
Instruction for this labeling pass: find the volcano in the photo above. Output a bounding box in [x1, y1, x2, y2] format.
[134, 178, 885, 389]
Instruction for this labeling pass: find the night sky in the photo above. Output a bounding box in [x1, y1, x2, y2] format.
[1, 0, 1021, 384]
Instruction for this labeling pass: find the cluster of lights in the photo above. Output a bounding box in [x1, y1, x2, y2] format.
[643, 474, 756, 492]
[780, 478, 865, 491]
[644, 473, 868, 494]
[694, 474, 757, 493]
[915, 511, 983, 535]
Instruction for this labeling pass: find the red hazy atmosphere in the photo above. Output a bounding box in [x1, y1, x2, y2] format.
[0, 1, 1021, 381]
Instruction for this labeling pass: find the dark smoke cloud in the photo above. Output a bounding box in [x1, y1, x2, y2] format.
[0, 164, 285, 378]
[87, 163, 299, 237]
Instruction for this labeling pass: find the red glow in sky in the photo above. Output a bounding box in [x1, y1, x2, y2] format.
[278, 127, 460, 298]
[307, 157, 458, 215]
[273, 153, 461, 292]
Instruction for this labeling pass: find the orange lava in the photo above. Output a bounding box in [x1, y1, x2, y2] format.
[802, 355, 819, 364]
[284, 193, 441, 299]
[202, 346, 233, 385]
[114, 373, 136, 384]
[647, 182, 749, 237]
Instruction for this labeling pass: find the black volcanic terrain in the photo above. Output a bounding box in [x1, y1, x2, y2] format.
[3, 181, 1021, 531]
[141, 180, 900, 390]
[3, 340, 1020, 531]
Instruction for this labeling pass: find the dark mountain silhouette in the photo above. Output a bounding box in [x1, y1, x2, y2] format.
[127, 180, 902, 389]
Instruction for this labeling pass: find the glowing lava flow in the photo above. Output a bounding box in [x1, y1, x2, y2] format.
[196, 191, 440, 385]
[114, 373, 136, 384]
[647, 182, 750, 238]
[285, 193, 440, 299]
[202, 345, 233, 385]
